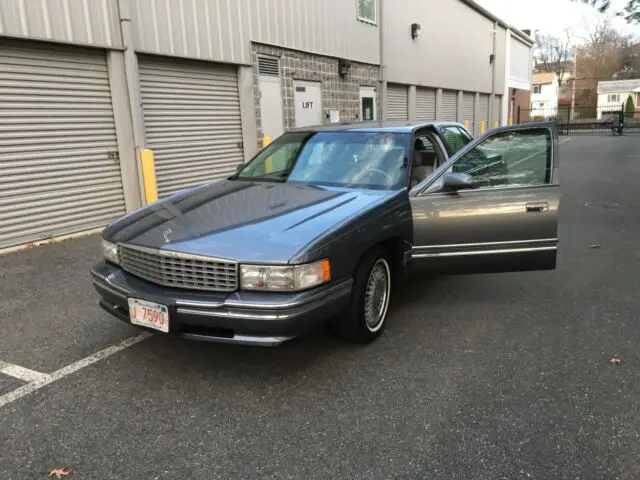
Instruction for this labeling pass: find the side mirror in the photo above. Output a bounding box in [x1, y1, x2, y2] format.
[441, 172, 474, 192]
[236, 163, 244, 173]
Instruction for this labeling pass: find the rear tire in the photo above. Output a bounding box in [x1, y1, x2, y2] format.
[331, 247, 392, 344]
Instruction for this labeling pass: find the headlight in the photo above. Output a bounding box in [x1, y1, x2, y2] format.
[240, 259, 331, 291]
[102, 239, 120, 265]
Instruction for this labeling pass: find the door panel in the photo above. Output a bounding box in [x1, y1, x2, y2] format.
[410, 123, 560, 274]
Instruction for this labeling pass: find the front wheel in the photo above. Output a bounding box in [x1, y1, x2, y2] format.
[331, 248, 392, 344]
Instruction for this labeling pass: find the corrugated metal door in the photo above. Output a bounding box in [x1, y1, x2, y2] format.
[0, 41, 125, 249]
[441, 90, 458, 121]
[494, 95, 502, 127]
[478, 94, 490, 134]
[462, 93, 475, 131]
[139, 55, 244, 198]
[415, 87, 436, 120]
[386, 84, 408, 120]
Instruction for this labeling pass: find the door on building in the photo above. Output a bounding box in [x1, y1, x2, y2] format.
[138, 55, 245, 198]
[294, 81, 323, 128]
[258, 56, 284, 140]
[0, 40, 126, 249]
[360, 86, 376, 121]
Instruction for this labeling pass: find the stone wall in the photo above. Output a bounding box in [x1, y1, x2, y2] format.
[252, 43, 380, 140]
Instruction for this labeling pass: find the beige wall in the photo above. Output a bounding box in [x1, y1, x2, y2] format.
[382, 0, 507, 94]
[0, 0, 122, 48]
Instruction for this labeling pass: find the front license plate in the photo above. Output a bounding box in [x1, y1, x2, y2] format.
[128, 298, 169, 333]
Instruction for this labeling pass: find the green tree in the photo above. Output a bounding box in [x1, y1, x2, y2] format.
[625, 95, 635, 118]
[572, 0, 640, 24]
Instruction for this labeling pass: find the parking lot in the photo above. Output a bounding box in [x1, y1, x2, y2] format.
[1, 135, 639, 479]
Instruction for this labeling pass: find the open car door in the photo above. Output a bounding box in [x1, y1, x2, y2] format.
[409, 122, 560, 274]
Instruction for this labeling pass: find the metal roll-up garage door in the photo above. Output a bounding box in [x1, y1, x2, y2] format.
[478, 94, 490, 134]
[386, 84, 408, 120]
[0, 41, 125, 249]
[494, 95, 502, 126]
[462, 93, 475, 130]
[139, 56, 244, 198]
[441, 90, 458, 121]
[416, 87, 436, 120]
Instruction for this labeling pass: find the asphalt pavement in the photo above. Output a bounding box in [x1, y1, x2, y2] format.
[1, 135, 639, 479]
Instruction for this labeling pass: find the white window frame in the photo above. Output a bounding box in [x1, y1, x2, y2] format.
[533, 85, 542, 94]
[356, 0, 377, 24]
[607, 94, 620, 103]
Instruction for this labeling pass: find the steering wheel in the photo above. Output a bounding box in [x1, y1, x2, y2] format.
[362, 167, 393, 183]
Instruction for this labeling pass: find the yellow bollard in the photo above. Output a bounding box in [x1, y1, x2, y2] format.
[262, 136, 273, 173]
[479, 120, 486, 134]
[508, 116, 513, 126]
[463, 120, 469, 130]
[140, 149, 158, 204]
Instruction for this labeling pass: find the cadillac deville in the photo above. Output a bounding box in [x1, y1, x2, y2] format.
[91, 121, 560, 346]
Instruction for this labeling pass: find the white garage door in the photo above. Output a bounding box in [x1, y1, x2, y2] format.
[139, 56, 244, 198]
[441, 90, 458, 121]
[478, 94, 491, 135]
[462, 92, 475, 130]
[386, 84, 408, 121]
[0, 41, 125, 249]
[416, 87, 436, 120]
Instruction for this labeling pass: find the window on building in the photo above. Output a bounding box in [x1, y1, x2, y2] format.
[607, 94, 620, 103]
[357, 0, 376, 23]
[533, 85, 542, 94]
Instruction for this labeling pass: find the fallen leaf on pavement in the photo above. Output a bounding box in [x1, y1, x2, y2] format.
[48, 467, 72, 478]
[609, 357, 623, 365]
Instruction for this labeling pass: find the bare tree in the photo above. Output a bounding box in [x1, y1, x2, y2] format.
[573, 18, 633, 106]
[571, 0, 640, 24]
[535, 30, 574, 86]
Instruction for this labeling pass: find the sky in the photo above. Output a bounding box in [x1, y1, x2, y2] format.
[475, 0, 640, 42]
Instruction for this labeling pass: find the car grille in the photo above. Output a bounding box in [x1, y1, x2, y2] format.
[118, 244, 238, 292]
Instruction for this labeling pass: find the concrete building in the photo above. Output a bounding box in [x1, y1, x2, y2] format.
[0, 0, 533, 250]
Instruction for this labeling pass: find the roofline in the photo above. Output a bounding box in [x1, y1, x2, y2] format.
[458, 0, 535, 46]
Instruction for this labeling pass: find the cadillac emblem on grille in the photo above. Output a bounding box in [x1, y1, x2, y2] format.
[118, 244, 238, 292]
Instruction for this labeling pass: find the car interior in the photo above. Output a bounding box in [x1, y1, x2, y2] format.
[410, 136, 440, 187]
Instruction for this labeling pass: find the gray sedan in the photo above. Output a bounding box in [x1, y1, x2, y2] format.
[91, 121, 560, 346]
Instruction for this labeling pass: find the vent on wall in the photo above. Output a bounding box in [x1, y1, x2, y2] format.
[258, 56, 280, 76]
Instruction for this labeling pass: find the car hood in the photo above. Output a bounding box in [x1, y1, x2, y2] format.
[103, 180, 397, 263]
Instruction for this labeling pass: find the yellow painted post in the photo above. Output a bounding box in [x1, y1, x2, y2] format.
[262, 136, 273, 173]
[463, 120, 469, 130]
[508, 116, 513, 126]
[140, 149, 158, 204]
[479, 120, 486, 134]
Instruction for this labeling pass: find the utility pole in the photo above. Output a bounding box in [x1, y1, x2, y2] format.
[570, 46, 577, 121]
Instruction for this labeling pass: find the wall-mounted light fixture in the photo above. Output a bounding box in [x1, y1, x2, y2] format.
[411, 23, 421, 40]
[338, 59, 351, 78]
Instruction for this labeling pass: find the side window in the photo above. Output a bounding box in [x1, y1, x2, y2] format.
[452, 128, 552, 189]
[410, 133, 443, 187]
[440, 126, 472, 155]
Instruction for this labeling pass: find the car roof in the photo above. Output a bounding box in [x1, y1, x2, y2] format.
[287, 120, 463, 134]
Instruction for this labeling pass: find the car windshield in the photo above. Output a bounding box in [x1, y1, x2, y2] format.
[233, 131, 411, 189]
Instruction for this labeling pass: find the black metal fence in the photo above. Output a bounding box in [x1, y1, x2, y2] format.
[516, 104, 640, 136]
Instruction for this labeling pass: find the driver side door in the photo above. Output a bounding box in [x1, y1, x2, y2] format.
[409, 122, 560, 274]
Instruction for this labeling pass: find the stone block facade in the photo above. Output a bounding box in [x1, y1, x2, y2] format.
[252, 43, 380, 141]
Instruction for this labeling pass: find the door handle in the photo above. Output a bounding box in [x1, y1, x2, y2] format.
[526, 202, 549, 213]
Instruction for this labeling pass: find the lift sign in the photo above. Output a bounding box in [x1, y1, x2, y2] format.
[302, 101, 315, 109]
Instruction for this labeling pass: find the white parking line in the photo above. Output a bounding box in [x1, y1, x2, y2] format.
[1, 364, 48, 383]
[0, 332, 151, 409]
[560, 138, 571, 144]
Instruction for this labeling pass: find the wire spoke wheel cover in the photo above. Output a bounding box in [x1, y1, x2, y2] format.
[364, 258, 391, 332]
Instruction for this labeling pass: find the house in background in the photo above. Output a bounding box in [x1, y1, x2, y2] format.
[530, 72, 559, 118]
[596, 79, 640, 119]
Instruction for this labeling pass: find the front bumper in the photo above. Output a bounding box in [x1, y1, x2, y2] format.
[90, 261, 352, 346]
